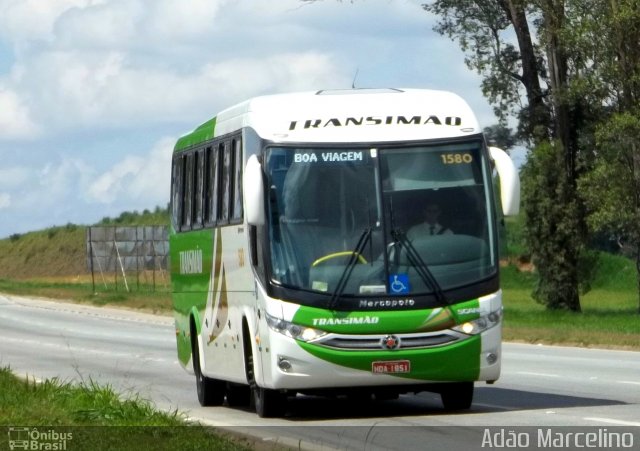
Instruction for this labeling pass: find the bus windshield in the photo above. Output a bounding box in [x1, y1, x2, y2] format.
[266, 141, 496, 301]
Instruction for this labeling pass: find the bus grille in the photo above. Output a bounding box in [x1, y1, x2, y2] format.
[316, 332, 460, 350]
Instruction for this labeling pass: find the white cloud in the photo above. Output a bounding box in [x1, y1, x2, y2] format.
[0, 158, 92, 226]
[20, 51, 128, 127]
[145, 0, 228, 41]
[87, 136, 173, 205]
[53, 0, 144, 50]
[0, 166, 30, 188]
[198, 52, 349, 101]
[18, 50, 348, 131]
[36, 158, 93, 204]
[0, 0, 99, 44]
[0, 157, 96, 235]
[0, 88, 38, 138]
[0, 192, 10, 208]
[0, 0, 501, 238]
[51, 0, 228, 50]
[0, 0, 440, 136]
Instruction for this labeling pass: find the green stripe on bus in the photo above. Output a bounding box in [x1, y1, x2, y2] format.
[292, 299, 480, 334]
[174, 117, 217, 152]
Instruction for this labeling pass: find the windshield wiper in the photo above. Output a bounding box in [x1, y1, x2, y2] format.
[391, 228, 448, 305]
[386, 197, 446, 304]
[328, 227, 372, 310]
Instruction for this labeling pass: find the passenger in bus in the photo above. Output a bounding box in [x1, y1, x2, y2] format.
[407, 202, 453, 240]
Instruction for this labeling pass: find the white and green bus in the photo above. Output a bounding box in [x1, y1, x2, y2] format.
[170, 88, 520, 417]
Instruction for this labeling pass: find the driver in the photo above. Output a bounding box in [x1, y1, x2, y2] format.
[407, 202, 453, 240]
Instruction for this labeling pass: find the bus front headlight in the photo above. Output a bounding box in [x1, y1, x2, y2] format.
[266, 313, 327, 342]
[452, 309, 502, 335]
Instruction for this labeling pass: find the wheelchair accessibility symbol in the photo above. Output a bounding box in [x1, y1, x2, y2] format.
[389, 274, 410, 294]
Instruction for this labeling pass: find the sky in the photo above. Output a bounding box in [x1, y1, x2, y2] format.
[0, 0, 521, 239]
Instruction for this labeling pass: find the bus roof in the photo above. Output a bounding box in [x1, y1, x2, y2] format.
[174, 88, 481, 151]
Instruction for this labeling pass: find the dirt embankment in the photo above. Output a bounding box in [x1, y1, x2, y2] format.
[0, 226, 87, 279]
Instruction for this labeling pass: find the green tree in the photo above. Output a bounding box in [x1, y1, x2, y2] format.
[307, 0, 640, 312]
[581, 114, 640, 312]
[571, 0, 640, 312]
[483, 124, 517, 151]
[424, 0, 585, 310]
[521, 141, 583, 310]
[424, 0, 551, 143]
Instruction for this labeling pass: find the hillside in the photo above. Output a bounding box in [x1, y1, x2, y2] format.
[0, 208, 169, 280]
[0, 225, 86, 279]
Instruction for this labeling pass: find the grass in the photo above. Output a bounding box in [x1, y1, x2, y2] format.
[498, 215, 640, 348]
[0, 278, 172, 314]
[0, 367, 251, 450]
[500, 257, 640, 349]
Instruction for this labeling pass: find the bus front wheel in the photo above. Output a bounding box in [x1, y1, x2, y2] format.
[226, 383, 251, 407]
[440, 382, 474, 410]
[242, 322, 286, 417]
[253, 386, 286, 418]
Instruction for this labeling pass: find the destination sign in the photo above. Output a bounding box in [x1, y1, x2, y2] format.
[293, 150, 369, 164]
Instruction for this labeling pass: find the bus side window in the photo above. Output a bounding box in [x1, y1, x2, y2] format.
[210, 144, 221, 225]
[192, 149, 204, 229]
[203, 146, 213, 225]
[218, 142, 230, 224]
[231, 137, 243, 222]
[170, 154, 183, 230]
[181, 153, 193, 231]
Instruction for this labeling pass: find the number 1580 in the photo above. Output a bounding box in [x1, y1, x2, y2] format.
[441, 153, 473, 164]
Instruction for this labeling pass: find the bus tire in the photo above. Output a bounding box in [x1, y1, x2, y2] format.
[440, 382, 474, 410]
[226, 383, 251, 407]
[242, 321, 286, 417]
[253, 386, 286, 418]
[191, 320, 224, 407]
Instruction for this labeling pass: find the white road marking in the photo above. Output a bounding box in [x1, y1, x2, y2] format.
[516, 371, 559, 378]
[584, 417, 640, 427]
[617, 380, 640, 386]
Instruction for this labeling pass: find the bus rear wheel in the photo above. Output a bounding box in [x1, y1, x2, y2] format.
[191, 321, 224, 406]
[440, 382, 474, 410]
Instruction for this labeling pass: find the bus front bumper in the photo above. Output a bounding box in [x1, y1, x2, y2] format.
[261, 324, 501, 390]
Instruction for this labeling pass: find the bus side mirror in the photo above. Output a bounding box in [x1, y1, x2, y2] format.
[489, 146, 520, 216]
[244, 155, 265, 226]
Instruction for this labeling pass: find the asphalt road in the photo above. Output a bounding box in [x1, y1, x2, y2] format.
[1, 293, 639, 450]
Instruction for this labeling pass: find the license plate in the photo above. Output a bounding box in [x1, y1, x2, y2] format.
[372, 360, 410, 374]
